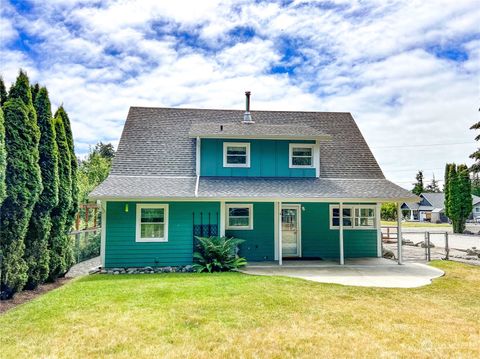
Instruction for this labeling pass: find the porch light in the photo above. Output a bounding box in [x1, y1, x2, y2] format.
[124, 203, 129, 213]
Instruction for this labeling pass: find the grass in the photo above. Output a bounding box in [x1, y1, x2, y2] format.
[1, 261, 479, 358]
[382, 220, 452, 228]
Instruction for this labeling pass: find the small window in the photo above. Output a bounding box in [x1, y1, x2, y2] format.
[289, 144, 314, 168]
[226, 204, 253, 230]
[223, 142, 250, 168]
[331, 207, 353, 228]
[330, 205, 376, 229]
[136, 204, 168, 242]
[476, 207, 480, 213]
[355, 207, 376, 228]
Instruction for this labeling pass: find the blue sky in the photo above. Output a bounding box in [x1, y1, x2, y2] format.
[1, 0, 479, 188]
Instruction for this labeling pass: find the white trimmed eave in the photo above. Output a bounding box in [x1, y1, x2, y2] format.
[88, 195, 419, 203]
[188, 134, 331, 141]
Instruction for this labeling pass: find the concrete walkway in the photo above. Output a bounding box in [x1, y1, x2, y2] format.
[241, 258, 444, 288]
[65, 256, 101, 278]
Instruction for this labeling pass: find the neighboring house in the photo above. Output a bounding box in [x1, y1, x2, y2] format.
[90, 94, 416, 268]
[402, 193, 480, 223]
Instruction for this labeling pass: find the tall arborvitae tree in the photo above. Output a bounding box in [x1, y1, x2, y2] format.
[444, 164, 453, 219]
[48, 113, 73, 281]
[456, 164, 472, 233]
[0, 76, 7, 106]
[30, 83, 40, 104]
[0, 72, 42, 295]
[412, 170, 424, 195]
[55, 106, 78, 233]
[0, 100, 42, 294]
[445, 164, 472, 233]
[24, 87, 59, 289]
[0, 107, 6, 205]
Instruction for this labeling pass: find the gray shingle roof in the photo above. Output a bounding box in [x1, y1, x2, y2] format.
[188, 122, 328, 140]
[90, 175, 418, 201]
[110, 107, 384, 179]
[90, 176, 196, 198]
[90, 106, 416, 201]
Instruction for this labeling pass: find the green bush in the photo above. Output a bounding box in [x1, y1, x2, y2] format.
[74, 233, 101, 262]
[193, 236, 247, 273]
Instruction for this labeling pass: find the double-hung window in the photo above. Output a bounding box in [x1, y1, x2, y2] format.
[289, 144, 314, 168]
[330, 205, 376, 229]
[223, 142, 250, 168]
[136, 204, 168, 242]
[226, 204, 253, 230]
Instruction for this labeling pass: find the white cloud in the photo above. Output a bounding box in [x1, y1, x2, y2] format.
[1, 0, 479, 189]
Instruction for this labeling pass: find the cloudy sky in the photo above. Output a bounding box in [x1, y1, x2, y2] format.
[1, 0, 479, 189]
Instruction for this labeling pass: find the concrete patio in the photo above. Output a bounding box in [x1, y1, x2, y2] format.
[240, 258, 445, 288]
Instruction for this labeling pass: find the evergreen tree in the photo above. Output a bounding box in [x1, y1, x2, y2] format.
[412, 170, 424, 195]
[0, 107, 6, 205]
[471, 173, 480, 196]
[425, 174, 441, 193]
[31, 83, 40, 104]
[0, 98, 42, 294]
[24, 87, 59, 289]
[48, 113, 73, 281]
[0, 76, 7, 106]
[469, 108, 480, 173]
[55, 107, 78, 233]
[444, 163, 452, 219]
[456, 164, 472, 233]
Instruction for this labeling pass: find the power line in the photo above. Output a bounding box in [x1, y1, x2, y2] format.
[372, 141, 473, 149]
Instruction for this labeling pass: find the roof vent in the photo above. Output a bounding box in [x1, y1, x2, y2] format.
[243, 91, 254, 124]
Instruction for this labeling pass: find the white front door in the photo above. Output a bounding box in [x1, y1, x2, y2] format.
[281, 205, 301, 258]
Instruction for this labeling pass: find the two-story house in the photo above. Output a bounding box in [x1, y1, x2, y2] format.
[90, 93, 417, 268]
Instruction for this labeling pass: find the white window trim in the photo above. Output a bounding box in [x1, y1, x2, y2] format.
[289, 143, 315, 169]
[329, 204, 377, 230]
[226, 203, 253, 230]
[223, 142, 250, 168]
[136, 204, 169, 242]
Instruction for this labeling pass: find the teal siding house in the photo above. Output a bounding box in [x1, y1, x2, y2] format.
[90, 93, 416, 268]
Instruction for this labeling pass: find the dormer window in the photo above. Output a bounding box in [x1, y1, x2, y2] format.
[223, 142, 250, 168]
[289, 143, 314, 168]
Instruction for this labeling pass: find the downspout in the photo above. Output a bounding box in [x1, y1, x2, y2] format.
[195, 136, 201, 197]
[195, 175, 199, 197]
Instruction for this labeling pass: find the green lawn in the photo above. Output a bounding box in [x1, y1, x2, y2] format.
[1, 261, 479, 358]
[382, 220, 452, 228]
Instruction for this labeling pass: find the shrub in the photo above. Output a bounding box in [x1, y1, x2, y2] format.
[193, 236, 247, 273]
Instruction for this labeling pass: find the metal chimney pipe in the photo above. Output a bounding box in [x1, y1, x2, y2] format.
[245, 91, 251, 112]
[243, 91, 253, 123]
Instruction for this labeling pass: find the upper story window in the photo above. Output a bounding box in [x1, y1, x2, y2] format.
[136, 204, 169, 242]
[289, 143, 314, 168]
[223, 142, 250, 168]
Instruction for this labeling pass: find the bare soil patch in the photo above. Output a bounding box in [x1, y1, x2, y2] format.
[0, 278, 70, 314]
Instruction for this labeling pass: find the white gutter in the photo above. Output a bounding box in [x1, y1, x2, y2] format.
[194, 175, 200, 197]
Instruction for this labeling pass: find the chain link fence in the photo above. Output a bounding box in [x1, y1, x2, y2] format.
[382, 226, 480, 265]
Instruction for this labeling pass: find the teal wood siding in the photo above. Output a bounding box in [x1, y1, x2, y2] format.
[201, 139, 316, 177]
[299, 203, 377, 259]
[105, 201, 219, 268]
[225, 202, 275, 261]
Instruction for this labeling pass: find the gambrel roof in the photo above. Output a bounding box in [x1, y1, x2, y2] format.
[90, 107, 417, 201]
